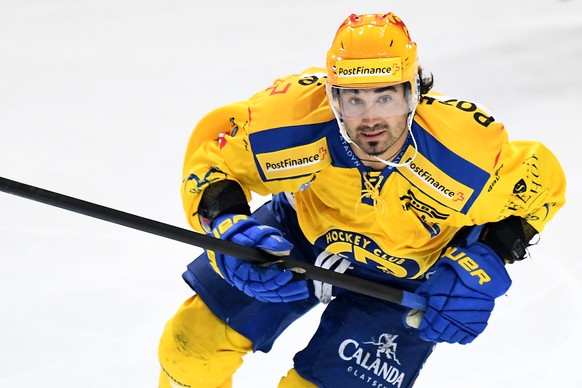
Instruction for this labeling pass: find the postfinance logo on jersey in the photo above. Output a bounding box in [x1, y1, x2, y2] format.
[336, 57, 402, 86]
[256, 138, 330, 180]
[398, 147, 473, 211]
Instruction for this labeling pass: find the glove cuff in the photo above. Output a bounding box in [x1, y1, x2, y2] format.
[439, 243, 511, 299]
[211, 214, 255, 239]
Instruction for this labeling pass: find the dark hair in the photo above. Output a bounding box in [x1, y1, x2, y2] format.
[418, 66, 434, 98]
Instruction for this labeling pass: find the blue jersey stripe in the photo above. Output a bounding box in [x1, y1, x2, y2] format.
[410, 122, 490, 213]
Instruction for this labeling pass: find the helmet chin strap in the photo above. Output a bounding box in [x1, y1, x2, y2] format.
[338, 108, 419, 168]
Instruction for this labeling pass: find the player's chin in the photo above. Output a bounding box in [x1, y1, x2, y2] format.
[361, 130, 391, 146]
[359, 139, 387, 154]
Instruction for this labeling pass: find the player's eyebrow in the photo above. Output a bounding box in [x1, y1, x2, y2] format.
[343, 86, 398, 95]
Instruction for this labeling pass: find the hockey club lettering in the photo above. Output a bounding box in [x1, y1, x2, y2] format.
[320, 230, 421, 278]
[338, 333, 406, 387]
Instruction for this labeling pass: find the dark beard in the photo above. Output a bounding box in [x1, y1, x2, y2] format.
[366, 144, 386, 156]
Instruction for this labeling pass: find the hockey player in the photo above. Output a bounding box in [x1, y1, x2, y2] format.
[158, 13, 566, 387]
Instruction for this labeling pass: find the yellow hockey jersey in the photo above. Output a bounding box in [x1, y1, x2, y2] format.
[181, 68, 566, 279]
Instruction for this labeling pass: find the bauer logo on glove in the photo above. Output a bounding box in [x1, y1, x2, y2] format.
[414, 240, 512, 344]
[441, 246, 491, 285]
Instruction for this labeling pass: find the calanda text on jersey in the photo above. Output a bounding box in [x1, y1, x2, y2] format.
[182, 67, 566, 279]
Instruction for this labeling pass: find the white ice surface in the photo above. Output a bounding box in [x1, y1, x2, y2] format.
[1, 1, 581, 387]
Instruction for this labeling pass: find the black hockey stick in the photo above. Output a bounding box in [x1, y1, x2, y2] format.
[0, 176, 427, 314]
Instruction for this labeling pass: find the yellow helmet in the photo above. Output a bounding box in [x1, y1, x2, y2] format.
[326, 13, 418, 89]
[325, 13, 421, 168]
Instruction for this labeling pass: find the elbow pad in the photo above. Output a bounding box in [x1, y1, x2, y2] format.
[456, 216, 538, 264]
[198, 180, 250, 232]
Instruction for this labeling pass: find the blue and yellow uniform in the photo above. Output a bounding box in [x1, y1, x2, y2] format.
[182, 67, 564, 274]
[158, 68, 566, 388]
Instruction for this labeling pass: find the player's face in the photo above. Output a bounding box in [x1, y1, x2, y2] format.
[339, 85, 409, 158]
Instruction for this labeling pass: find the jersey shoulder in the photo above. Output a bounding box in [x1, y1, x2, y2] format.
[415, 91, 508, 172]
[244, 69, 337, 182]
[185, 68, 334, 156]
[246, 67, 334, 133]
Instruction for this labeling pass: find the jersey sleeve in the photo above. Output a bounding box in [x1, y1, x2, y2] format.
[180, 67, 333, 233]
[470, 138, 566, 233]
[181, 102, 263, 233]
[417, 93, 566, 235]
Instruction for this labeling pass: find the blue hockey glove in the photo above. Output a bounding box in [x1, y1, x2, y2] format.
[206, 214, 309, 303]
[415, 241, 511, 344]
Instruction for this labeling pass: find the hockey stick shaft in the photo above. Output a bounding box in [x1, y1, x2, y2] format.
[0, 176, 427, 312]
